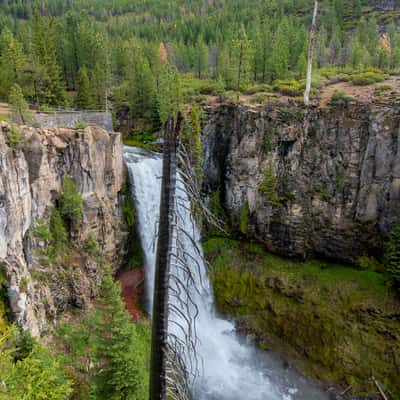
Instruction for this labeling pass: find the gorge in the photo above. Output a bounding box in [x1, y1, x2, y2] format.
[0, 99, 399, 398]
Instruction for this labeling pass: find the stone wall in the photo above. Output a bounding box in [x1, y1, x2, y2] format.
[35, 111, 113, 131]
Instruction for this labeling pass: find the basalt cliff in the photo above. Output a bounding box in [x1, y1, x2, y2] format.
[202, 102, 400, 263]
[0, 123, 126, 336]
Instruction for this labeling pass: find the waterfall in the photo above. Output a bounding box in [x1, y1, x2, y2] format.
[123, 146, 329, 400]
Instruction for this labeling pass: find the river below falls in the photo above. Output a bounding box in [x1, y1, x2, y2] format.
[123, 146, 334, 400]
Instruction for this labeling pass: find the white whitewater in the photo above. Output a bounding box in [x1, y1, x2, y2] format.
[123, 146, 329, 400]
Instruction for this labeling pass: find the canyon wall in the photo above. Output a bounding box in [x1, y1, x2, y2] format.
[0, 123, 126, 336]
[202, 102, 400, 263]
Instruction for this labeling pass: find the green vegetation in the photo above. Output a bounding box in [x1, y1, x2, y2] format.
[58, 177, 83, 231]
[5, 125, 25, 148]
[0, 268, 9, 334]
[122, 195, 135, 229]
[331, 90, 353, 104]
[182, 104, 203, 182]
[0, 1, 399, 126]
[350, 70, 385, 86]
[260, 161, 283, 206]
[0, 327, 73, 400]
[56, 267, 150, 400]
[33, 177, 88, 266]
[384, 217, 400, 289]
[123, 130, 159, 152]
[239, 202, 250, 236]
[83, 235, 100, 257]
[9, 84, 32, 125]
[204, 237, 400, 398]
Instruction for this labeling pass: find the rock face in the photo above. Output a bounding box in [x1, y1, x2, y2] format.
[0, 123, 126, 336]
[368, 0, 400, 12]
[202, 103, 400, 263]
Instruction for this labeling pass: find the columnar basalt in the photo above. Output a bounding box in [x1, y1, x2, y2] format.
[202, 103, 400, 263]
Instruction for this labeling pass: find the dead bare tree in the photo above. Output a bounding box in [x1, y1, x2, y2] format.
[304, 0, 319, 106]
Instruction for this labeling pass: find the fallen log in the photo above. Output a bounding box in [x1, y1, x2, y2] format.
[371, 374, 388, 400]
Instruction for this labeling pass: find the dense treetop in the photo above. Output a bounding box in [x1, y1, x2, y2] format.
[0, 0, 399, 125]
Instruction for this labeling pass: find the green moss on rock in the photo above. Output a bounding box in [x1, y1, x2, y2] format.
[205, 238, 400, 398]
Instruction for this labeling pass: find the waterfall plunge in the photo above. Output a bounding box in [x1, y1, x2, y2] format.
[123, 146, 329, 400]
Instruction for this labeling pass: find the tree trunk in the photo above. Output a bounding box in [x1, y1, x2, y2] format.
[237, 41, 243, 103]
[149, 113, 183, 400]
[304, 1, 319, 106]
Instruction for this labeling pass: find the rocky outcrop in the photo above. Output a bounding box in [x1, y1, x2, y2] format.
[202, 103, 400, 263]
[368, 0, 400, 12]
[0, 123, 126, 336]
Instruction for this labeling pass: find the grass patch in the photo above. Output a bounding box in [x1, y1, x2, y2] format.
[350, 70, 385, 86]
[123, 130, 159, 152]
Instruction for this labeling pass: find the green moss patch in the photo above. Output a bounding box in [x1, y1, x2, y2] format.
[204, 238, 400, 398]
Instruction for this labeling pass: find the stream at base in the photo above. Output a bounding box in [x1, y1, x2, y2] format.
[123, 146, 331, 400]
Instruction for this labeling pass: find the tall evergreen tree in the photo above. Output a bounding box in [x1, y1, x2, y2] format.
[76, 67, 94, 109]
[194, 36, 209, 79]
[0, 29, 27, 99]
[9, 84, 32, 125]
[157, 64, 182, 124]
[93, 267, 149, 400]
[31, 9, 68, 107]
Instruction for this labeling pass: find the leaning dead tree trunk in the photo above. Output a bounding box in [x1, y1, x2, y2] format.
[150, 113, 183, 400]
[304, 0, 319, 106]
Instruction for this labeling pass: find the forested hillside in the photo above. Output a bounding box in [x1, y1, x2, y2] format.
[1, 0, 400, 124]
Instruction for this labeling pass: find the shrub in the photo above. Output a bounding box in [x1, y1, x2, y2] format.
[384, 219, 400, 288]
[260, 161, 283, 207]
[74, 123, 87, 129]
[375, 85, 392, 96]
[6, 125, 25, 148]
[58, 177, 83, 230]
[273, 80, 305, 97]
[350, 71, 385, 86]
[83, 235, 100, 257]
[331, 90, 353, 104]
[357, 256, 384, 272]
[122, 196, 135, 228]
[240, 202, 250, 236]
[33, 219, 52, 243]
[49, 208, 68, 256]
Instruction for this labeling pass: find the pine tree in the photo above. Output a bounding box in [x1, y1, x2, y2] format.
[194, 36, 209, 79]
[93, 267, 149, 400]
[270, 18, 290, 80]
[76, 67, 94, 109]
[231, 25, 252, 95]
[32, 9, 68, 107]
[384, 219, 400, 289]
[0, 328, 72, 400]
[183, 104, 203, 181]
[130, 52, 157, 118]
[9, 84, 32, 125]
[157, 64, 182, 124]
[91, 62, 106, 109]
[0, 29, 27, 100]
